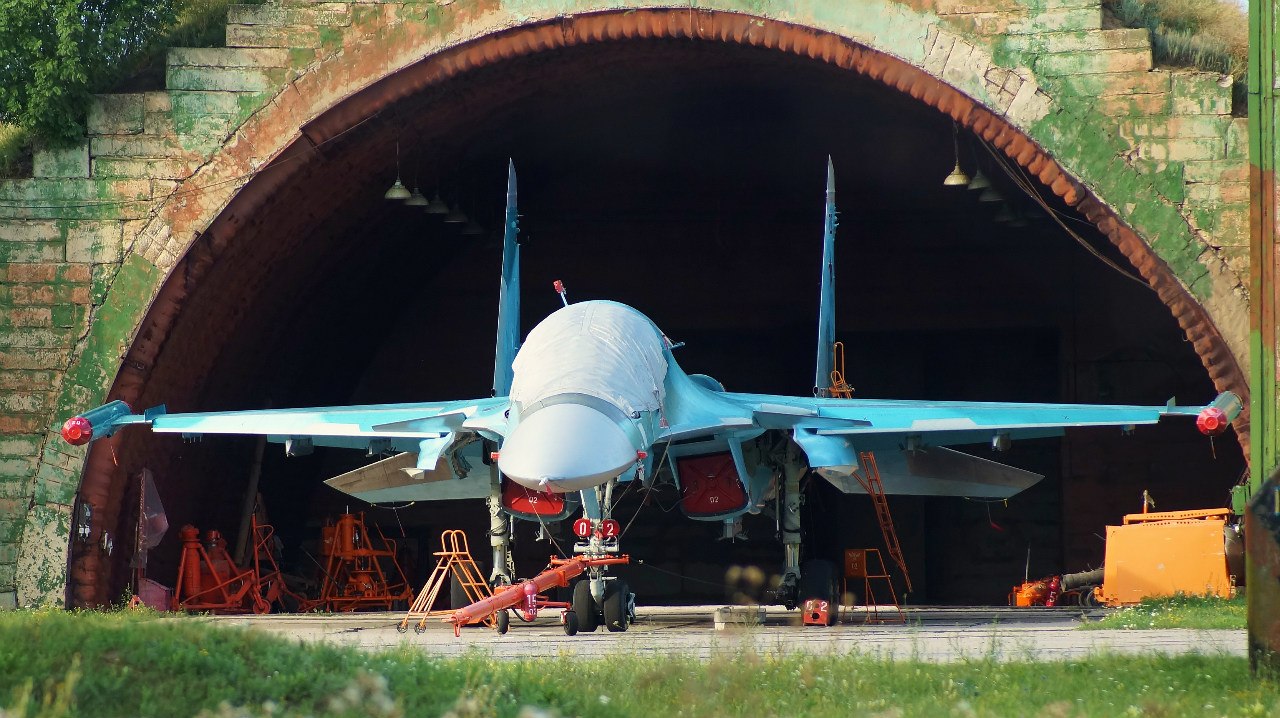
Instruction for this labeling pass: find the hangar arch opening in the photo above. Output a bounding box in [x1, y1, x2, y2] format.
[69, 12, 1246, 608]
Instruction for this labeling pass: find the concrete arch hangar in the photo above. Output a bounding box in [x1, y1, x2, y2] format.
[43, 5, 1247, 607]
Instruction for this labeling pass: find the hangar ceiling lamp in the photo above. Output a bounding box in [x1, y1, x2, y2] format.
[978, 186, 1004, 203]
[384, 142, 411, 200]
[993, 204, 1015, 223]
[967, 168, 991, 191]
[405, 187, 429, 206]
[942, 122, 970, 187]
[444, 206, 468, 223]
[425, 193, 449, 214]
[462, 219, 485, 236]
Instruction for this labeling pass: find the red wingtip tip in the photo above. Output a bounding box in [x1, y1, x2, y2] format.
[1196, 407, 1228, 436]
[61, 416, 93, 445]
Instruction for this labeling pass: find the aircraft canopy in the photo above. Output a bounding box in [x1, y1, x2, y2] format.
[510, 301, 668, 415]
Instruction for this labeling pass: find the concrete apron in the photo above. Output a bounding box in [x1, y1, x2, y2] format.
[206, 606, 1245, 661]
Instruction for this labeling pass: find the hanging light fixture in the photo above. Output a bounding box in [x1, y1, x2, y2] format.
[942, 122, 970, 187]
[462, 219, 484, 236]
[425, 192, 449, 214]
[405, 187, 428, 206]
[384, 142, 411, 200]
[967, 167, 991, 191]
[978, 186, 1004, 203]
[993, 204, 1014, 223]
[444, 205, 468, 224]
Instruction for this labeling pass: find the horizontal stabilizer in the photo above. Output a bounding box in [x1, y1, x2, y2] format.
[819, 447, 1043, 498]
[324, 451, 452, 496]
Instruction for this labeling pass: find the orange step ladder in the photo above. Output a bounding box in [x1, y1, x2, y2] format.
[398, 530, 494, 634]
[843, 548, 905, 624]
[849, 451, 913, 595]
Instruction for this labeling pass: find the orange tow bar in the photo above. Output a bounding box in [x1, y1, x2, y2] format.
[447, 555, 629, 636]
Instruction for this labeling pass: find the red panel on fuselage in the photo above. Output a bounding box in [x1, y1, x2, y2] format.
[501, 478, 567, 517]
[678, 452, 748, 517]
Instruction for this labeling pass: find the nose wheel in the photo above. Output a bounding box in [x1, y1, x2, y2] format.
[603, 579, 631, 632]
[572, 579, 600, 632]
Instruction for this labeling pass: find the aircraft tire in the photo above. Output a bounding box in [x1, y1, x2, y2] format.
[495, 609, 510, 635]
[563, 610, 579, 636]
[603, 580, 630, 632]
[572, 580, 600, 632]
[799, 559, 839, 626]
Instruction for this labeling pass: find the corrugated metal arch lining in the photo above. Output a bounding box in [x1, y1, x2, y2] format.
[71, 8, 1248, 607]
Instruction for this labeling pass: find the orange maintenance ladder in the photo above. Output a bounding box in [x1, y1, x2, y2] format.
[849, 451, 913, 595]
[843, 548, 905, 624]
[399, 530, 494, 634]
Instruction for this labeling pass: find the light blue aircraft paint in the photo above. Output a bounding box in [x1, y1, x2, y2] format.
[65, 161, 1243, 620]
[493, 159, 520, 398]
[814, 156, 837, 397]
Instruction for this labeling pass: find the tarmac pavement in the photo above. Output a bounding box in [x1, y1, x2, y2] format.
[213, 606, 1246, 662]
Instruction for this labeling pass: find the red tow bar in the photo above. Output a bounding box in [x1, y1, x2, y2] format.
[447, 555, 629, 636]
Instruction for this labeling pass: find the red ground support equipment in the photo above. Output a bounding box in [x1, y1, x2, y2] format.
[446, 555, 630, 637]
[173, 525, 268, 614]
[399, 530, 495, 633]
[1010, 575, 1062, 607]
[248, 515, 306, 612]
[302, 512, 413, 612]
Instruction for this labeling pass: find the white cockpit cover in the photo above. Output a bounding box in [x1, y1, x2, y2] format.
[510, 301, 668, 414]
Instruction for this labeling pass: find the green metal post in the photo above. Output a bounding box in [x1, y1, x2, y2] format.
[1246, 0, 1280, 676]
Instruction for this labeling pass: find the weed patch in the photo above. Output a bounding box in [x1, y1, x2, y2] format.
[1105, 0, 1247, 111]
[1082, 593, 1246, 630]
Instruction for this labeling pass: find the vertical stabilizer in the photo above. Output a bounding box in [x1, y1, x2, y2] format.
[493, 159, 520, 397]
[813, 157, 838, 396]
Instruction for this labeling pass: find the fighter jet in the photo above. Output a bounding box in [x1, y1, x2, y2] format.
[64, 159, 1241, 631]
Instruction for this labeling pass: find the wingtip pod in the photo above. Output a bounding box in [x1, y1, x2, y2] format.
[61, 400, 134, 445]
[60, 416, 93, 445]
[1196, 391, 1243, 436]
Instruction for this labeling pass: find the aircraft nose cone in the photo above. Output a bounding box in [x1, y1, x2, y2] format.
[498, 403, 638, 493]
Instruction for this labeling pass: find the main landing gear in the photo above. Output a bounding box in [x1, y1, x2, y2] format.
[772, 448, 839, 625]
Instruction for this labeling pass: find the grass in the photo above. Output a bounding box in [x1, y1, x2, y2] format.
[1104, 0, 1248, 111]
[1082, 593, 1247, 630]
[110, 0, 267, 93]
[1, 607, 1277, 718]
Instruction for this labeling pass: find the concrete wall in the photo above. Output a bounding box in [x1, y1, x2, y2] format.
[0, 0, 1252, 607]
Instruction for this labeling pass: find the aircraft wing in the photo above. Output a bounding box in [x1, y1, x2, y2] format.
[62, 397, 512, 470]
[660, 390, 1242, 499]
[734, 391, 1242, 446]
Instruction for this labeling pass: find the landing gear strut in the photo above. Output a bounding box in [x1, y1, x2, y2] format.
[774, 452, 805, 610]
[487, 458, 513, 587]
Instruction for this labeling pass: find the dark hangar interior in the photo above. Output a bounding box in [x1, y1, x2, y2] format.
[90, 39, 1245, 607]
